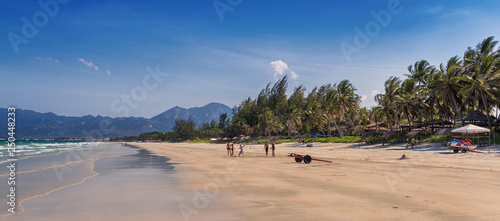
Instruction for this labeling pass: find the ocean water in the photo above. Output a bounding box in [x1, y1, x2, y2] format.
[0, 142, 183, 219]
[0, 141, 102, 163]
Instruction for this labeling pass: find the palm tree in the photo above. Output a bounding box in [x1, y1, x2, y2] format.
[396, 79, 427, 129]
[368, 106, 385, 130]
[286, 105, 303, 136]
[259, 107, 282, 137]
[305, 101, 327, 136]
[430, 56, 466, 125]
[375, 76, 401, 129]
[405, 60, 435, 86]
[336, 80, 361, 128]
[325, 88, 344, 136]
[461, 36, 500, 129]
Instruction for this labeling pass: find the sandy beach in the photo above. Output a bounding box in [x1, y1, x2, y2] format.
[135, 141, 500, 221]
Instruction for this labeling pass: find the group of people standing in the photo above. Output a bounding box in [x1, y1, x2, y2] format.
[406, 138, 419, 149]
[227, 141, 245, 157]
[264, 141, 276, 157]
[226, 140, 276, 157]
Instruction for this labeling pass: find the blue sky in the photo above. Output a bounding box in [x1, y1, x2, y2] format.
[1, 0, 500, 118]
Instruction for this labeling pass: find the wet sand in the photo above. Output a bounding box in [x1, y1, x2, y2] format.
[136, 142, 500, 221]
[2, 144, 240, 221]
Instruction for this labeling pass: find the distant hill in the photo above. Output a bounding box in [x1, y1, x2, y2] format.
[151, 102, 233, 131]
[0, 103, 232, 139]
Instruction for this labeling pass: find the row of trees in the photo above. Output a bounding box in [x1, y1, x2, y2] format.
[215, 36, 500, 138]
[113, 119, 199, 141]
[375, 36, 500, 130]
[114, 36, 500, 141]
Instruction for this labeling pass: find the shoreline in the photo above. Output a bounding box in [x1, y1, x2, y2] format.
[2, 143, 196, 221]
[136, 141, 500, 220]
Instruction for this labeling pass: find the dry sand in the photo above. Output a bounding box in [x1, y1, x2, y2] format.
[136, 141, 500, 221]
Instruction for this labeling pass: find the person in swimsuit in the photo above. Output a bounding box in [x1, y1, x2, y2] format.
[231, 142, 235, 157]
[271, 140, 275, 157]
[226, 141, 231, 157]
[238, 143, 245, 157]
[264, 142, 269, 156]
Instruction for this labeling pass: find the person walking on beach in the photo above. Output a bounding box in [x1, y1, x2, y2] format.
[227, 141, 231, 157]
[406, 139, 409, 149]
[411, 138, 415, 149]
[238, 143, 245, 157]
[264, 142, 269, 156]
[271, 140, 276, 157]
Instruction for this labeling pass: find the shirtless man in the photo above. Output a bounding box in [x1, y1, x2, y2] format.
[226, 141, 231, 157]
[264, 142, 269, 156]
[238, 143, 245, 157]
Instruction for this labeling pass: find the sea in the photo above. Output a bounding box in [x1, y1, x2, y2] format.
[0, 141, 192, 220]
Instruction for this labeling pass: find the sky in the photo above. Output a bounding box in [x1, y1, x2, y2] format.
[1, 0, 500, 118]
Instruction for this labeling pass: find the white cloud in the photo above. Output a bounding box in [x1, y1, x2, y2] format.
[35, 57, 42, 60]
[361, 90, 382, 107]
[106, 70, 112, 75]
[290, 71, 299, 80]
[270, 59, 299, 81]
[55, 60, 60, 64]
[270, 60, 288, 77]
[371, 90, 381, 96]
[361, 95, 367, 101]
[78, 58, 100, 71]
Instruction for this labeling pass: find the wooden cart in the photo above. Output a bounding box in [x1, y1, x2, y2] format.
[288, 153, 332, 164]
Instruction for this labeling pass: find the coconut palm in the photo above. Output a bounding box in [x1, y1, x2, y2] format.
[461, 36, 500, 129]
[405, 60, 435, 86]
[305, 101, 327, 136]
[430, 56, 466, 125]
[336, 80, 361, 128]
[368, 106, 385, 130]
[325, 88, 344, 136]
[395, 79, 427, 129]
[375, 76, 401, 128]
[286, 105, 303, 136]
[259, 107, 282, 137]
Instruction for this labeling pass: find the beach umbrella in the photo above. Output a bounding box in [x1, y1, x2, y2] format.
[451, 124, 490, 134]
[451, 124, 491, 152]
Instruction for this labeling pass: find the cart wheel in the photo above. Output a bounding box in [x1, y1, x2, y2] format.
[453, 149, 459, 153]
[461, 148, 467, 153]
[303, 155, 312, 164]
[295, 157, 302, 163]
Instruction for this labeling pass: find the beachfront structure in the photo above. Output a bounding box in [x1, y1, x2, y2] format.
[460, 111, 491, 127]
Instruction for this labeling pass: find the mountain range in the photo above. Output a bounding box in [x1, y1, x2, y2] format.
[0, 103, 232, 139]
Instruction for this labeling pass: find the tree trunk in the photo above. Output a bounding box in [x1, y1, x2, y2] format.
[481, 91, 492, 130]
[452, 95, 463, 126]
[332, 117, 342, 138]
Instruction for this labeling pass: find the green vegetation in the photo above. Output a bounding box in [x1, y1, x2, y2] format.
[310, 136, 362, 143]
[189, 139, 213, 144]
[422, 135, 450, 144]
[112, 36, 500, 143]
[375, 37, 500, 131]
